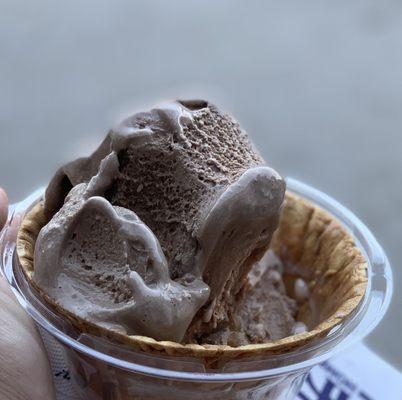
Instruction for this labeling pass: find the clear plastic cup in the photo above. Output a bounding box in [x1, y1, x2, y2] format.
[0, 178, 393, 400]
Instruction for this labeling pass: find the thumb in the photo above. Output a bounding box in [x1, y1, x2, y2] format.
[0, 276, 55, 400]
[0, 188, 8, 229]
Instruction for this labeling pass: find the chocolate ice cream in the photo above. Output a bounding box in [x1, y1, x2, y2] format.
[34, 100, 286, 343]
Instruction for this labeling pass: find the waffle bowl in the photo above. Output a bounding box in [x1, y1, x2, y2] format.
[16, 190, 367, 364]
[1, 179, 391, 400]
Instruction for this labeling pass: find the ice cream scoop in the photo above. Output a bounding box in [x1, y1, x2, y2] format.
[34, 100, 285, 341]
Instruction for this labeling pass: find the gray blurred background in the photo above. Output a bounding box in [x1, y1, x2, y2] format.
[1, 0, 401, 370]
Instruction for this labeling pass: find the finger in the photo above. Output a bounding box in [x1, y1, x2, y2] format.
[0, 187, 8, 229]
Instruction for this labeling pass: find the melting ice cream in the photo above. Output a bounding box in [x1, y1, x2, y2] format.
[34, 100, 286, 342]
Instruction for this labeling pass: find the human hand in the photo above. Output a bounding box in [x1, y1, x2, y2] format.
[0, 188, 55, 400]
[0, 188, 7, 229]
